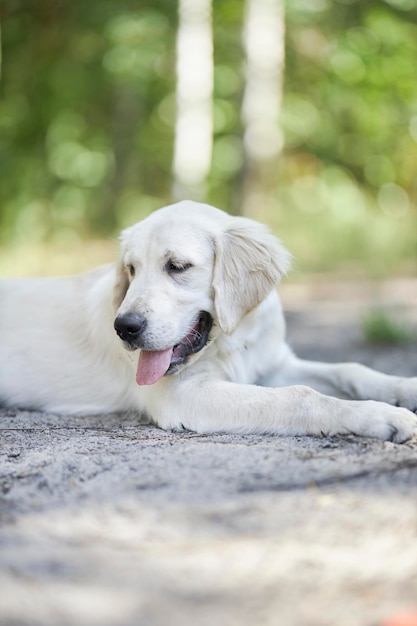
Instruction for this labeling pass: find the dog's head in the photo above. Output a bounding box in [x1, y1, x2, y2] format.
[113, 201, 291, 385]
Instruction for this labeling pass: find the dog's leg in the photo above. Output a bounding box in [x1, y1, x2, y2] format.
[268, 353, 417, 413]
[151, 379, 417, 442]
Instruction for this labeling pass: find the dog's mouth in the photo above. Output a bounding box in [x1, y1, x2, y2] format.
[136, 312, 213, 386]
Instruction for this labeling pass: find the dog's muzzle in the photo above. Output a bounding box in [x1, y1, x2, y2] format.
[114, 313, 147, 347]
[114, 311, 213, 384]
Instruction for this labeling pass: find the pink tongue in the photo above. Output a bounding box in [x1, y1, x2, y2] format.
[136, 347, 173, 386]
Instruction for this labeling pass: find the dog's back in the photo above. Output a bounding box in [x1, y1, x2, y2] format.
[0, 267, 136, 414]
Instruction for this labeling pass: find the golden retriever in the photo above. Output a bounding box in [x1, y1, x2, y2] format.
[1, 201, 416, 441]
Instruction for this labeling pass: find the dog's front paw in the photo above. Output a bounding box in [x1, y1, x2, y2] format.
[361, 403, 417, 443]
[393, 378, 417, 413]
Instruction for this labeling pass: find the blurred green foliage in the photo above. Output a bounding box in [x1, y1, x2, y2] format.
[280, 0, 417, 274]
[0, 0, 416, 275]
[362, 308, 413, 344]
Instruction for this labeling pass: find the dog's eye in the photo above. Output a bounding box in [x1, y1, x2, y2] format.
[166, 260, 192, 274]
[126, 264, 135, 277]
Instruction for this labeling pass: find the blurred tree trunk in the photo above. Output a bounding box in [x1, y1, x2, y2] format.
[172, 0, 213, 201]
[99, 86, 140, 234]
[239, 0, 285, 220]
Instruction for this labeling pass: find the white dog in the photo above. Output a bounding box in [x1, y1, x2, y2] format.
[1, 201, 416, 442]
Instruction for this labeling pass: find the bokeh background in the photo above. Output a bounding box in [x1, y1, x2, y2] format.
[1, 0, 416, 278]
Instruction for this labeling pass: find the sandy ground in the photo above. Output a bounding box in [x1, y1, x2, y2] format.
[1, 278, 417, 626]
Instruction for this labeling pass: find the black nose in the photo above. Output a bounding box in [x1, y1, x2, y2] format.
[114, 313, 147, 344]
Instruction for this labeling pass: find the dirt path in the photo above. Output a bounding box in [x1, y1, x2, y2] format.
[1, 279, 417, 626]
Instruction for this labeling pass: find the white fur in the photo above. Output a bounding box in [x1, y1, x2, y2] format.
[1, 200, 416, 442]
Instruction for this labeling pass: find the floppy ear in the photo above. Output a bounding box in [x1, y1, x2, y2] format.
[112, 227, 132, 311]
[212, 217, 292, 334]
